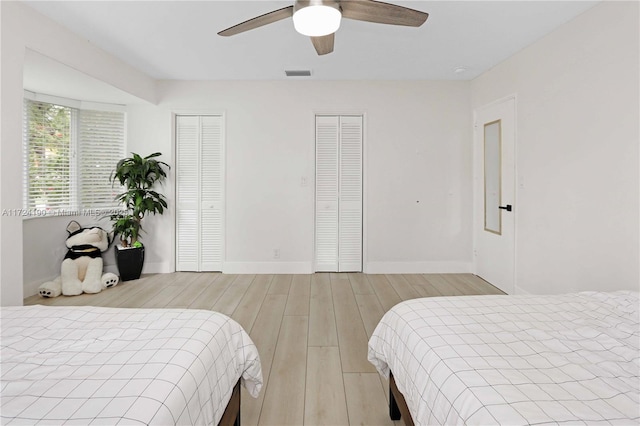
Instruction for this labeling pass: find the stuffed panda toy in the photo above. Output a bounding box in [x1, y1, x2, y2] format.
[38, 220, 119, 297]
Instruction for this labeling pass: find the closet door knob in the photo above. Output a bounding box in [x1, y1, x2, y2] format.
[498, 204, 512, 212]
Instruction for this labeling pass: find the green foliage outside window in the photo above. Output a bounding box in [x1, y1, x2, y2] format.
[26, 101, 72, 209]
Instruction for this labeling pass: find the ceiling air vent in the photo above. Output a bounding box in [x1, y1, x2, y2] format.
[285, 70, 312, 77]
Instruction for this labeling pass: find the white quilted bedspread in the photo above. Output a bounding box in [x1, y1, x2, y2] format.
[1, 305, 262, 425]
[368, 291, 639, 425]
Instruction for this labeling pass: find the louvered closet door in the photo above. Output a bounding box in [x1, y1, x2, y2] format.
[315, 116, 340, 271]
[338, 116, 363, 271]
[176, 116, 199, 271]
[315, 115, 362, 272]
[176, 115, 224, 272]
[199, 116, 224, 270]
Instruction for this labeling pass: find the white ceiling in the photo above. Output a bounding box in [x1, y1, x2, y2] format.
[24, 0, 600, 82]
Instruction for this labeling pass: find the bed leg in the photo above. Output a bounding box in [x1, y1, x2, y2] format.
[389, 384, 401, 421]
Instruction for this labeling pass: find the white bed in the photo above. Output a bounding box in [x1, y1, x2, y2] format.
[1, 305, 262, 425]
[368, 291, 640, 425]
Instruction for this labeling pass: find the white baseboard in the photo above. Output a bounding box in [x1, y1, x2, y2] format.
[223, 262, 314, 274]
[141, 262, 172, 275]
[364, 261, 473, 274]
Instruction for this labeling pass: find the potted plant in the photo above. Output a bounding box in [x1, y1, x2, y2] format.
[109, 152, 169, 281]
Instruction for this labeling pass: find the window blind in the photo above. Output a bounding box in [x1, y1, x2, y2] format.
[24, 100, 73, 210]
[78, 109, 125, 209]
[23, 97, 125, 213]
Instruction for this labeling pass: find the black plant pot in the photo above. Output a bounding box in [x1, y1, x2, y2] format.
[115, 246, 145, 281]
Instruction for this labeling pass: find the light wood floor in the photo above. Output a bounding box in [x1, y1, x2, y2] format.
[25, 273, 503, 426]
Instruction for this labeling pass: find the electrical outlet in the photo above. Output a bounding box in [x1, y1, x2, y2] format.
[273, 248, 280, 259]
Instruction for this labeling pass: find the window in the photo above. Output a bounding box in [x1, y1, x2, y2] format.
[23, 93, 126, 213]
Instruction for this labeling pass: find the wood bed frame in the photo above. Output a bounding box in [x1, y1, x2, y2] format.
[389, 372, 415, 426]
[218, 380, 241, 426]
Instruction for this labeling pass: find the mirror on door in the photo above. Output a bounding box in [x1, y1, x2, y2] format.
[484, 119, 502, 235]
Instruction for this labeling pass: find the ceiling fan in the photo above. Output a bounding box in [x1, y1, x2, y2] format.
[218, 0, 429, 55]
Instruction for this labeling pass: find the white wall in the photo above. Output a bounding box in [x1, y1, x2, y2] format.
[124, 105, 174, 275]
[0, 2, 25, 305]
[1, 2, 156, 304]
[471, 1, 639, 294]
[129, 80, 473, 274]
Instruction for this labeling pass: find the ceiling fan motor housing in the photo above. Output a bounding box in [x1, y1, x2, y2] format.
[293, 0, 341, 14]
[293, 0, 342, 37]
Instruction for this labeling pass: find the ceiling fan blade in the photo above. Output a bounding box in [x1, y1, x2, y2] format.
[311, 33, 335, 55]
[340, 0, 428, 27]
[218, 6, 294, 36]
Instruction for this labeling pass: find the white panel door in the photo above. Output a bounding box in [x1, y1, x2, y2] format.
[199, 116, 224, 270]
[176, 116, 200, 271]
[176, 115, 224, 272]
[474, 98, 515, 293]
[338, 116, 363, 272]
[315, 115, 363, 272]
[315, 116, 340, 271]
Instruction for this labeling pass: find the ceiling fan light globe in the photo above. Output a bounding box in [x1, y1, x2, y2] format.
[293, 5, 341, 37]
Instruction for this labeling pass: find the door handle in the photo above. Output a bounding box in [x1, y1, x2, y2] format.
[499, 204, 512, 212]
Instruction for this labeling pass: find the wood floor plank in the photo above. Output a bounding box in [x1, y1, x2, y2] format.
[305, 346, 349, 426]
[406, 273, 444, 297]
[355, 293, 387, 338]
[267, 274, 293, 295]
[164, 273, 215, 308]
[284, 274, 311, 316]
[258, 316, 308, 426]
[459, 273, 505, 295]
[241, 387, 261, 426]
[330, 272, 349, 281]
[212, 274, 255, 316]
[379, 374, 391, 404]
[308, 273, 338, 347]
[80, 276, 153, 307]
[156, 271, 202, 289]
[232, 275, 273, 332]
[166, 271, 203, 285]
[331, 276, 376, 373]
[440, 274, 484, 295]
[242, 294, 287, 426]
[348, 273, 374, 295]
[343, 373, 396, 426]
[385, 274, 421, 301]
[401, 274, 426, 288]
[422, 273, 463, 296]
[140, 284, 185, 308]
[116, 275, 175, 308]
[367, 274, 402, 313]
[412, 281, 443, 298]
[248, 294, 287, 370]
[187, 273, 232, 310]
